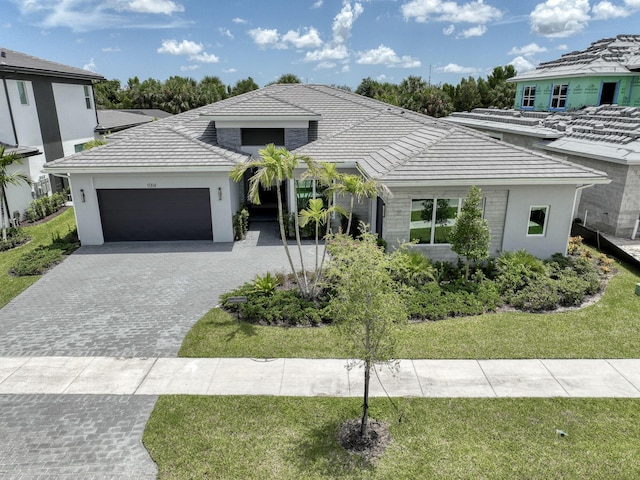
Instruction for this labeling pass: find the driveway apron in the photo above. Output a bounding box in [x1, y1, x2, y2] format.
[0, 223, 317, 478]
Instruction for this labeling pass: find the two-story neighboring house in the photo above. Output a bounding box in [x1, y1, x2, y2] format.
[0, 48, 104, 220]
[445, 35, 640, 239]
[510, 34, 640, 112]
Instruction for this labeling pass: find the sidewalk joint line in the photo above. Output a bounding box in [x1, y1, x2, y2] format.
[61, 356, 97, 394]
[133, 357, 160, 395]
[410, 360, 426, 397]
[476, 360, 498, 397]
[606, 359, 640, 394]
[539, 359, 572, 397]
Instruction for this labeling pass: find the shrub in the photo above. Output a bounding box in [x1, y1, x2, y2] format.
[508, 277, 560, 312]
[238, 289, 326, 326]
[567, 235, 584, 255]
[10, 247, 64, 276]
[495, 250, 547, 296]
[232, 207, 249, 240]
[0, 228, 29, 252]
[252, 272, 281, 295]
[50, 227, 80, 255]
[388, 245, 436, 287]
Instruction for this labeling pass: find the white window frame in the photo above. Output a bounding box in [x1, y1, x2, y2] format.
[527, 205, 549, 236]
[550, 84, 568, 110]
[521, 85, 536, 109]
[83, 85, 92, 109]
[17, 81, 29, 105]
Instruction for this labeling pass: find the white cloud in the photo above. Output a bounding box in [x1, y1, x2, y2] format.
[316, 61, 337, 69]
[190, 52, 219, 63]
[401, 0, 503, 24]
[376, 74, 388, 81]
[508, 43, 547, 56]
[222, 68, 237, 73]
[125, 0, 184, 15]
[458, 25, 487, 38]
[83, 58, 97, 72]
[282, 27, 323, 49]
[219, 27, 233, 39]
[624, 0, 640, 7]
[157, 39, 202, 55]
[332, 1, 364, 44]
[101, 46, 121, 52]
[509, 55, 536, 73]
[356, 44, 421, 68]
[248, 27, 286, 49]
[157, 39, 219, 63]
[180, 64, 200, 71]
[591, 0, 630, 19]
[443, 24, 455, 35]
[529, 0, 590, 38]
[304, 44, 349, 62]
[232, 17, 247, 24]
[556, 43, 568, 50]
[12, 0, 186, 32]
[438, 63, 478, 74]
[312, 0, 323, 8]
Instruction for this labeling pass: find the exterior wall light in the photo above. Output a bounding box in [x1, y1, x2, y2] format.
[218, 187, 222, 201]
[80, 189, 86, 203]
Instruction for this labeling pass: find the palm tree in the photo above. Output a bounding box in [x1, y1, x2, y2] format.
[230, 144, 317, 298]
[331, 174, 391, 235]
[0, 146, 32, 241]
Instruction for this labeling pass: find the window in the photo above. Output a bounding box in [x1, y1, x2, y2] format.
[295, 179, 327, 211]
[521, 86, 536, 108]
[550, 84, 568, 110]
[83, 85, 92, 109]
[410, 197, 461, 244]
[74, 143, 86, 153]
[528, 206, 549, 236]
[241, 128, 284, 146]
[17, 81, 28, 105]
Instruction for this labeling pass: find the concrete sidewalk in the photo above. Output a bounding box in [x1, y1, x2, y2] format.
[2, 357, 640, 398]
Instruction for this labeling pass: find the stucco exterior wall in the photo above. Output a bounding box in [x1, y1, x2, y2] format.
[52, 83, 98, 156]
[514, 75, 640, 111]
[69, 172, 235, 245]
[502, 184, 577, 258]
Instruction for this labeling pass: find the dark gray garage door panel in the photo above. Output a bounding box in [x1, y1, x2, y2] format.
[98, 188, 213, 241]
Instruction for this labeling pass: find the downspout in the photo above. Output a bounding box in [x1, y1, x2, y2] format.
[2, 77, 20, 146]
[569, 183, 595, 230]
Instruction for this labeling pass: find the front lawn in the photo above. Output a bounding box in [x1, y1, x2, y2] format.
[144, 396, 640, 480]
[0, 208, 77, 308]
[180, 259, 640, 359]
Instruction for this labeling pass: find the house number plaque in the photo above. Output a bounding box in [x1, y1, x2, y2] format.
[147, 183, 156, 188]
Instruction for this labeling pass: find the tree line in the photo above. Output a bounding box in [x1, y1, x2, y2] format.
[94, 66, 516, 117]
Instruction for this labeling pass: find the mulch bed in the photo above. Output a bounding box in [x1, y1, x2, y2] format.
[337, 418, 392, 463]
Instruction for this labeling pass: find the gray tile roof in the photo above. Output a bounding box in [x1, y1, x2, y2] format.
[97, 110, 153, 133]
[0, 48, 104, 81]
[45, 83, 609, 183]
[47, 127, 245, 170]
[446, 105, 640, 164]
[511, 35, 640, 82]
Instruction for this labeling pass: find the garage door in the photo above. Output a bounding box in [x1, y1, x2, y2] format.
[97, 188, 213, 242]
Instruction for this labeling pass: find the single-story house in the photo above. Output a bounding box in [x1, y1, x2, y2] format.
[44, 84, 609, 260]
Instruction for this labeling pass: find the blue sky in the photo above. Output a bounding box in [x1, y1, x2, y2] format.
[1, 0, 640, 89]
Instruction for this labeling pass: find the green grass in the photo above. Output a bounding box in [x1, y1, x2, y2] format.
[0, 209, 76, 308]
[144, 396, 640, 479]
[180, 260, 640, 359]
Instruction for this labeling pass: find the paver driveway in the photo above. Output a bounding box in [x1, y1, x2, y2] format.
[0, 226, 318, 478]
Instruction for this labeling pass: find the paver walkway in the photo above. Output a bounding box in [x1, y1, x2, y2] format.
[0, 222, 319, 479]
